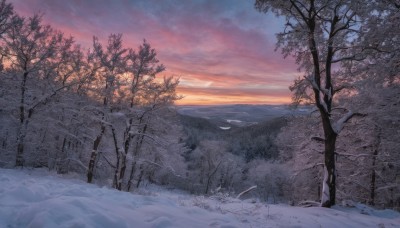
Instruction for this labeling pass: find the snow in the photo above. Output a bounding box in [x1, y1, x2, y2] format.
[226, 119, 242, 123]
[219, 126, 231, 130]
[1, 168, 399, 228]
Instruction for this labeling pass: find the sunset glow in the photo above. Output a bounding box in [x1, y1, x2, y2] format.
[10, 0, 300, 105]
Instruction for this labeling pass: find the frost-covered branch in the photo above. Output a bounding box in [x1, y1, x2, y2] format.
[331, 55, 365, 63]
[332, 111, 366, 134]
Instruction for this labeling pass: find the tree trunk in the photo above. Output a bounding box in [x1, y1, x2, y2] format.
[127, 160, 137, 192]
[115, 118, 133, 190]
[369, 150, 377, 206]
[369, 126, 381, 206]
[87, 124, 106, 183]
[127, 123, 147, 191]
[116, 154, 127, 190]
[136, 166, 144, 189]
[15, 134, 25, 167]
[321, 114, 337, 207]
[111, 126, 121, 189]
[15, 119, 30, 167]
[57, 137, 67, 174]
[15, 72, 29, 167]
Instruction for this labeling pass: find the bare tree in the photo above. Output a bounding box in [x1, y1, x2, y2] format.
[255, 0, 376, 207]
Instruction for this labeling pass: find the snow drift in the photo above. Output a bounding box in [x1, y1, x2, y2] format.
[0, 168, 399, 228]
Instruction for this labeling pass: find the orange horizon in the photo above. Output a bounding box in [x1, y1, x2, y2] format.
[174, 93, 292, 106]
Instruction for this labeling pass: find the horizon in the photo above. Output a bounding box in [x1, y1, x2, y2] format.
[10, 0, 300, 105]
[175, 103, 294, 107]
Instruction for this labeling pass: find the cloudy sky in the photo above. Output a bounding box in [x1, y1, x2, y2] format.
[10, 0, 300, 105]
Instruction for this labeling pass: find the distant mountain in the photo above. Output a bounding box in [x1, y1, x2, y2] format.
[177, 104, 310, 127]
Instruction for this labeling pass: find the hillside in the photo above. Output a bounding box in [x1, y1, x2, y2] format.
[177, 105, 306, 161]
[1, 168, 399, 228]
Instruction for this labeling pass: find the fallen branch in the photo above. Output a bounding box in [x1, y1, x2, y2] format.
[236, 185, 257, 199]
[298, 200, 321, 207]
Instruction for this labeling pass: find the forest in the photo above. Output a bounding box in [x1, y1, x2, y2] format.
[0, 0, 399, 213]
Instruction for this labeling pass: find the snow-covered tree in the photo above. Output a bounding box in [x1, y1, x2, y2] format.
[277, 87, 400, 208]
[76, 34, 182, 189]
[0, 1, 183, 190]
[0, 13, 86, 167]
[255, 0, 391, 207]
[85, 34, 128, 183]
[0, 0, 13, 41]
[335, 85, 400, 209]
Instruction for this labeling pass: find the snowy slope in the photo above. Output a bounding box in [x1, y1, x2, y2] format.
[0, 168, 399, 228]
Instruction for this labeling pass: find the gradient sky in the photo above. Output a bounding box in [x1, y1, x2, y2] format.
[10, 0, 300, 105]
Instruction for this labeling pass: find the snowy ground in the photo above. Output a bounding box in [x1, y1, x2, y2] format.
[0, 168, 399, 228]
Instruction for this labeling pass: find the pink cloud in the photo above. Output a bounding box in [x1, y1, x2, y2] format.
[10, 0, 299, 105]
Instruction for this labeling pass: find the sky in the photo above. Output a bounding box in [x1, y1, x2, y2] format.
[10, 0, 300, 105]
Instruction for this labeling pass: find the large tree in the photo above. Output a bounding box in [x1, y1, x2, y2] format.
[255, 0, 377, 207]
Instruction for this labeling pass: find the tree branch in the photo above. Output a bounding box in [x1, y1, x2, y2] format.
[236, 185, 257, 199]
[332, 111, 367, 134]
[311, 136, 325, 142]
